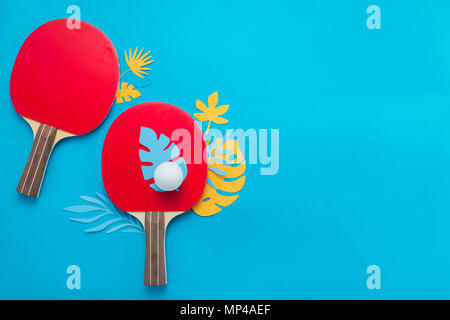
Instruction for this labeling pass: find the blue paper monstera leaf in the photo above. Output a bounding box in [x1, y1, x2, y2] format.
[139, 127, 187, 191]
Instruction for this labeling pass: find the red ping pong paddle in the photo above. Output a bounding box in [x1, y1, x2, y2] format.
[102, 102, 207, 285]
[10, 19, 119, 197]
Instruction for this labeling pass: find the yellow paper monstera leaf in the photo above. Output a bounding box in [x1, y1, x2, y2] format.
[115, 82, 141, 103]
[193, 137, 246, 216]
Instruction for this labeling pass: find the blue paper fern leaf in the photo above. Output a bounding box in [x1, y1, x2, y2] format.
[63, 192, 143, 234]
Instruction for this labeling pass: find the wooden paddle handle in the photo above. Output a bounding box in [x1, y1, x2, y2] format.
[17, 123, 57, 198]
[144, 211, 167, 286]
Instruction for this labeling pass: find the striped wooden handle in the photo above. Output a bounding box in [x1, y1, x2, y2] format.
[144, 211, 167, 286]
[17, 123, 57, 198]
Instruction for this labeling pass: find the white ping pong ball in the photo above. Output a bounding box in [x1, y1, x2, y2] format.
[154, 162, 184, 192]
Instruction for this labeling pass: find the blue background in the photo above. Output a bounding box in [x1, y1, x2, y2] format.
[1, 0, 450, 299]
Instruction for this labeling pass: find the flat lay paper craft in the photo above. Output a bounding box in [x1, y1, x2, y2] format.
[10, 19, 119, 197]
[101, 102, 207, 285]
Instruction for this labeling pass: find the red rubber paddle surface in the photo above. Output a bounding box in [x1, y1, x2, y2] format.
[10, 19, 119, 135]
[102, 102, 208, 212]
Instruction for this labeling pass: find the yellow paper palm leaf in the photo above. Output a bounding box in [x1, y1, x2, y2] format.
[193, 138, 246, 217]
[115, 82, 141, 103]
[124, 47, 154, 79]
[193, 92, 229, 135]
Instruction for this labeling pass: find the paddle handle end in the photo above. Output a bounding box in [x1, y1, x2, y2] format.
[144, 211, 167, 286]
[17, 123, 57, 198]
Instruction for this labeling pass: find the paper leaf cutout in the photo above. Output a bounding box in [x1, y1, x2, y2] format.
[208, 91, 219, 109]
[95, 192, 114, 206]
[193, 137, 246, 216]
[63, 205, 103, 213]
[63, 193, 143, 234]
[193, 92, 229, 135]
[79, 196, 105, 207]
[69, 213, 112, 223]
[139, 127, 187, 192]
[116, 82, 141, 103]
[124, 47, 154, 79]
[208, 137, 244, 165]
[84, 218, 123, 233]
